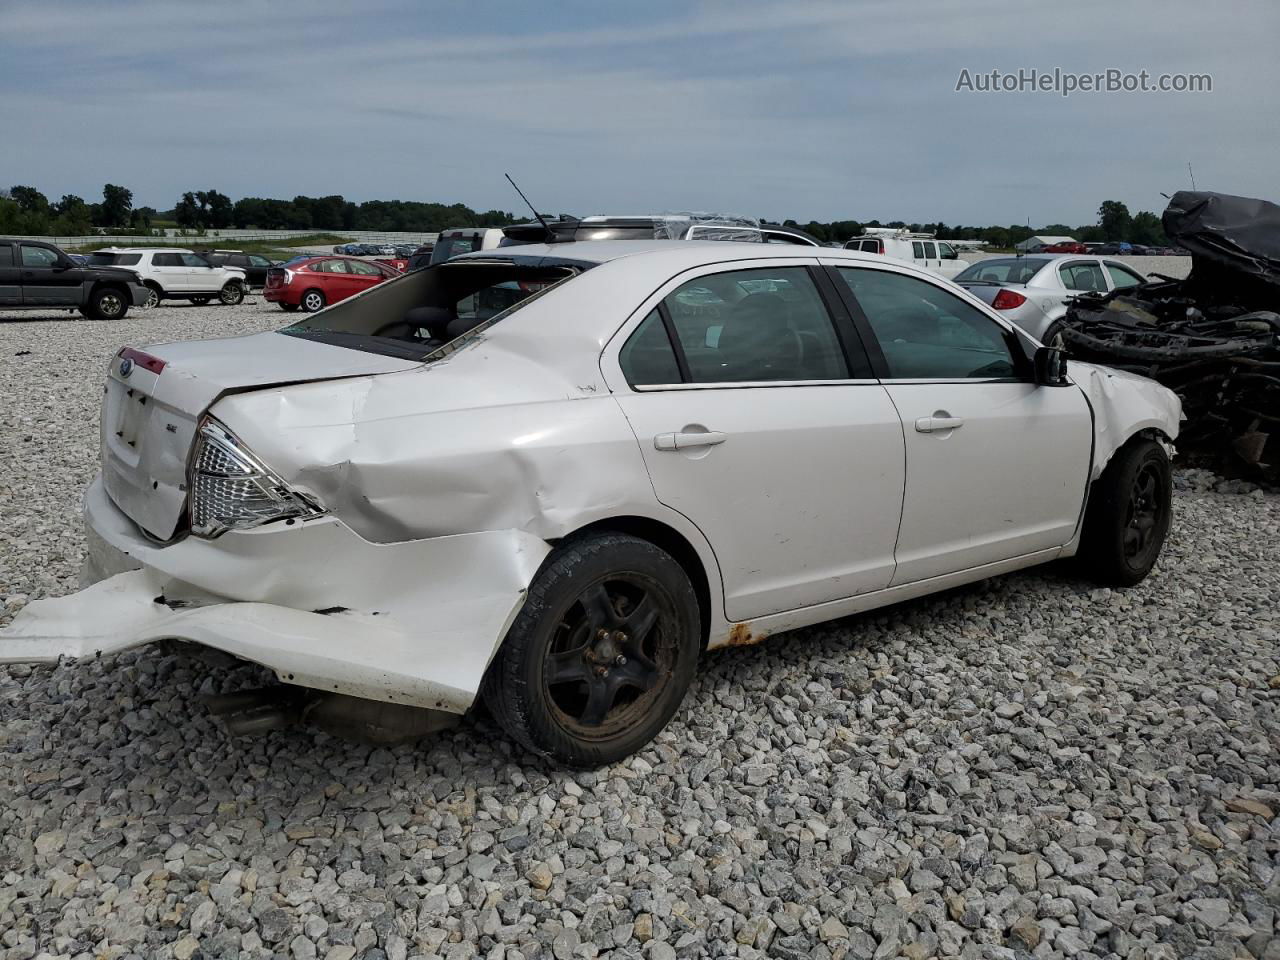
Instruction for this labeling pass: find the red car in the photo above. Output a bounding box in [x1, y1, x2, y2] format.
[264, 256, 401, 313]
[1041, 241, 1088, 254]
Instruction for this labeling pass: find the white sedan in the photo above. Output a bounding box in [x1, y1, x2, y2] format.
[0, 242, 1181, 765]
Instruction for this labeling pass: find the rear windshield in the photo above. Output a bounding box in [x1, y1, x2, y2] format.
[281, 260, 584, 361]
[955, 258, 1044, 285]
[88, 252, 142, 266]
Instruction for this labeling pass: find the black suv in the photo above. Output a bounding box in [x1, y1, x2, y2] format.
[0, 239, 150, 320]
[197, 250, 278, 288]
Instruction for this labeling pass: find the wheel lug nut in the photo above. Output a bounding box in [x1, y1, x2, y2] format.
[615, 655, 627, 666]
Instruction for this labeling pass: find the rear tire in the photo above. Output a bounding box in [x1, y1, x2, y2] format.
[143, 285, 162, 309]
[218, 282, 244, 306]
[86, 286, 128, 321]
[1078, 438, 1172, 586]
[1042, 319, 1066, 350]
[483, 533, 701, 767]
[300, 289, 326, 313]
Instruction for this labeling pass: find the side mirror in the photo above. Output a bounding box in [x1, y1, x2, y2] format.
[1034, 346, 1070, 386]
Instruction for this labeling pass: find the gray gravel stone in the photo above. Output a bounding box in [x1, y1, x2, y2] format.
[0, 303, 1277, 960]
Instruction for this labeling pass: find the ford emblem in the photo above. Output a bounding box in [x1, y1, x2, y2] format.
[119, 357, 133, 379]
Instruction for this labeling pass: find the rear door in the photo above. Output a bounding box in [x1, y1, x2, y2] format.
[150, 252, 189, 293]
[827, 261, 1093, 584]
[0, 242, 19, 305]
[604, 260, 907, 621]
[19, 243, 80, 305]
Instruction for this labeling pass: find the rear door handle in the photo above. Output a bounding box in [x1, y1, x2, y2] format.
[655, 430, 727, 451]
[914, 415, 964, 433]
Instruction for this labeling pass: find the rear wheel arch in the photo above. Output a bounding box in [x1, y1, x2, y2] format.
[555, 516, 713, 649]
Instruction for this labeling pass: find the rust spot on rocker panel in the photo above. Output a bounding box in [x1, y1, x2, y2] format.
[726, 623, 759, 647]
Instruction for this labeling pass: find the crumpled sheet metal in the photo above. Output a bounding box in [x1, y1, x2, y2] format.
[215, 340, 665, 546]
[0, 476, 551, 712]
[1069, 360, 1183, 477]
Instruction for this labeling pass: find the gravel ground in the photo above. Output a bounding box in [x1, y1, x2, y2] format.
[1, 302, 1277, 960]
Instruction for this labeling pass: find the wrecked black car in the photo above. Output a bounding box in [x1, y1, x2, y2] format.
[1058, 191, 1280, 475]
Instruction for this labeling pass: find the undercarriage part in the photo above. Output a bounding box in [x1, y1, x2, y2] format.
[201, 684, 459, 744]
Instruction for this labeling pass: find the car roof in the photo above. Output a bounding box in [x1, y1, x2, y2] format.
[452, 239, 890, 269]
[95, 246, 194, 253]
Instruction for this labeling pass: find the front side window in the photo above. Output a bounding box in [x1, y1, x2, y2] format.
[1057, 261, 1107, 292]
[661, 266, 851, 383]
[249, 255, 272, 268]
[181, 253, 211, 268]
[937, 242, 957, 259]
[20, 245, 59, 267]
[619, 309, 681, 386]
[0, 244, 12, 267]
[347, 260, 381, 276]
[838, 267, 1019, 380]
[1105, 263, 1145, 289]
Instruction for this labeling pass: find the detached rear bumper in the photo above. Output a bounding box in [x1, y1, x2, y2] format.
[0, 476, 551, 713]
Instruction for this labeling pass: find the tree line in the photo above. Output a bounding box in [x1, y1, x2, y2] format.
[2, 184, 1168, 247]
[781, 201, 1168, 247]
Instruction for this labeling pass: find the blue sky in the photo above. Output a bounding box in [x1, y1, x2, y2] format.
[2, 0, 1276, 226]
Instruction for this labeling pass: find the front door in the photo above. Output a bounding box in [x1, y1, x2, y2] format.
[828, 262, 1094, 584]
[19, 244, 80, 305]
[607, 262, 907, 622]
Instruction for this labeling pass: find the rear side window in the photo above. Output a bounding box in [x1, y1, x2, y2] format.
[1058, 261, 1107, 292]
[619, 310, 682, 386]
[313, 259, 348, 273]
[0, 244, 12, 267]
[659, 267, 852, 383]
[153, 253, 182, 267]
[911, 241, 925, 259]
[838, 267, 1018, 380]
[921, 242, 936, 258]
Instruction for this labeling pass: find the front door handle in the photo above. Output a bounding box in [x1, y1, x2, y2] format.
[655, 430, 728, 451]
[914, 415, 964, 433]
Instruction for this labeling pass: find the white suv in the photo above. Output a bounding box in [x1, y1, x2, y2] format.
[89, 248, 248, 307]
[844, 232, 967, 279]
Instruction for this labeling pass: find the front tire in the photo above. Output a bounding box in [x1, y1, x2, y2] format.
[218, 282, 244, 306]
[484, 533, 701, 767]
[1079, 438, 1172, 586]
[279, 303, 300, 312]
[300, 289, 326, 313]
[86, 286, 129, 321]
[1041, 319, 1066, 350]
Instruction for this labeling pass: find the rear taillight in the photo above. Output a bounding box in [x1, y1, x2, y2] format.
[116, 347, 167, 374]
[188, 418, 325, 539]
[991, 289, 1027, 310]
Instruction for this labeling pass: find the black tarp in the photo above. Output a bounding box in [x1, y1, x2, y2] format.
[1163, 191, 1280, 291]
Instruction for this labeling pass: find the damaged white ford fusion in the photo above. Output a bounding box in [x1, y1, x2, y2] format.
[0, 241, 1182, 765]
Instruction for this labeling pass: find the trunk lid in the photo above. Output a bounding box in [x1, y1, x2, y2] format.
[101, 332, 419, 540]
